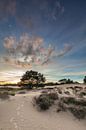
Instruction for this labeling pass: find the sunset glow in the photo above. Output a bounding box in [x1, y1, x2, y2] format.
[0, 0, 86, 83]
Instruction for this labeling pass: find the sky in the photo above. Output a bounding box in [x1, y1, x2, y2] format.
[0, 0, 86, 83]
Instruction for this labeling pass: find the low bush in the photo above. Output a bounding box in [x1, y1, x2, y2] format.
[69, 107, 86, 119]
[79, 91, 86, 98]
[61, 97, 86, 106]
[18, 91, 26, 94]
[57, 101, 67, 112]
[0, 92, 10, 100]
[61, 97, 76, 105]
[9, 91, 15, 96]
[35, 94, 54, 110]
[48, 92, 58, 100]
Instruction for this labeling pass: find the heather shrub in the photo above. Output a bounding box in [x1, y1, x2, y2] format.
[69, 107, 86, 119]
[0, 92, 10, 100]
[35, 94, 54, 110]
[48, 92, 58, 100]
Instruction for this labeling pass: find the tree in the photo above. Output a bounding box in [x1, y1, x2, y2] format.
[58, 79, 67, 84]
[83, 76, 86, 84]
[20, 70, 46, 88]
[58, 78, 73, 84]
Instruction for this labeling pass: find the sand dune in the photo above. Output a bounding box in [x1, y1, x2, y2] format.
[0, 88, 86, 130]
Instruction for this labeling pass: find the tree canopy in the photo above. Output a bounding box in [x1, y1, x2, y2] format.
[58, 78, 73, 84]
[20, 70, 46, 88]
[83, 76, 86, 84]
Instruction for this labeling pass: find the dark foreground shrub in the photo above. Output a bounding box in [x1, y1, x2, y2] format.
[0, 92, 10, 100]
[57, 101, 67, 112]
[69, 107, 86, 119]
[48, 92, 58, 100]
[9, 91, 15, 96]
[35, 94, 54, 110]
[18, 91, 26, 94]
[61, 97, 76, 105]
[79, 91, 86, 98]
[61, 97, 86, 106]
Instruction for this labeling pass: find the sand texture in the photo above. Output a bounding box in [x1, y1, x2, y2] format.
[0, 85, 86, 130]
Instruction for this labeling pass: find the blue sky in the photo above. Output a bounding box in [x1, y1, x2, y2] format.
[0, 0, 86, 83]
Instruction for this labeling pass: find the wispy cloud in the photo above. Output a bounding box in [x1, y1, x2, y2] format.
[40, 0, 64, 21]
[55, 44, 73, 57]
[0, 70, 24, 83]
[0, 0, 64, 30]
[63, 71, 86, 76]
[51, 1, 64, 20]
[0, 0, 16, 20]
[3, 33, 73, 67]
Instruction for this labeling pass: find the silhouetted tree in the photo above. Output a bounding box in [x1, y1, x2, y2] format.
[58, 79, 67, 84]
[58, 78, 73, 84]
[20, 70, 46, 88]
[83, 76, 86, 84]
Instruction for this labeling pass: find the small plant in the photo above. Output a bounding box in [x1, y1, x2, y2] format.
[9, 91, 15, 96]
[61, 96, 86, 106]
[57, 101, 67, 112]
[48, 92, 58, 100]
[69, 107, 86, 119]
[35, 94, 54, 110]
[18, 91, 26, 94]
[0, 92, 10, 100]
[79, 91, 86, 98]
[61, 97, 76, 105]
[83, 76, 86, 84]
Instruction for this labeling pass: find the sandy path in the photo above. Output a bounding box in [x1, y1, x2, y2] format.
[0, 91, 86, 130]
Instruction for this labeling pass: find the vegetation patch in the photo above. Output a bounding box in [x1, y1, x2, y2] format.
[35, 94, 53, 110]
[61, 96, 86, 106]
[69, 107, 86, 119]
[0, 91, 15, 99]
[48, 92, 58, 100]
[34, 92, 58, 110]
[0, 92, 10, 100]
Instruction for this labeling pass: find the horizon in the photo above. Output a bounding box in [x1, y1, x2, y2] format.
[0, 0, 86, 84]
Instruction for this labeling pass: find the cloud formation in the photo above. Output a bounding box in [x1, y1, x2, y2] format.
[0, 0, 16, 20]
[0, 70, 24, 83]
[56, 44, 73, 57]
[40, 0, 64, 21]
[51, 1, 64, 20]
[16, 15, 34, 30]
[3, 33, 72, 68]
[3, 33, 46, 67]
[0, 0, 64, 29]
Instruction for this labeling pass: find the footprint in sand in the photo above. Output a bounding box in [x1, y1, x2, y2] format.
[17, 111, 20, 116]
[21, 104, 24, 107]
[21, 118, 24, 122]
[16, 106, 20, 111]
[10, 117, 14, 123]
[10, 117, 19, 129]
[14, 122, 18, 129]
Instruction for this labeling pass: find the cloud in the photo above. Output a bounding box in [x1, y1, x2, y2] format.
[3, 33, 72, 67]
[56, 44, 73, 57]
[63, 71, 86, 76]
[0, 0, 34, 29]
[4, 37, 15, 49]
[16, 15, 34, 30]
[40, 0, 64, 21]
[0, 0, 16, 20]
[0, 70, 24, 83]
[3, 33, 45, 67]
[0, 0, 64, 30]
[51, 1, 64, 20]
[41, 45, 54, 65]
[42, 44, 73, 65]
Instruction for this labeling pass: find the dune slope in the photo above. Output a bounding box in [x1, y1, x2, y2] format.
[0, 91, 86, 130]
